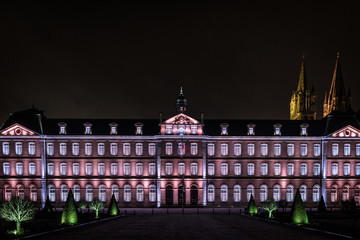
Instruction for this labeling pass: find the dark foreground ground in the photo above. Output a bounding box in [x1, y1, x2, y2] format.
[29, 208, 346, 240]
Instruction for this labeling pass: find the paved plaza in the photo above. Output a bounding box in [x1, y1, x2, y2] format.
[31, 208, 347, 240]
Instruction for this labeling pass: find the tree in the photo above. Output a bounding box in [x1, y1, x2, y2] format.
[317, 196, 326, 213]
[61, 189, 78, 225]
[248, 194, 258, 215]
[43, 195, 53, 213]
[108, 194, 119, 216]
[291, 189, 309, 225]
[0, 198, 35, 234]
[79, 200, 87, 213]
[90, 200, 104, 219]
[262, 200, 278, 219]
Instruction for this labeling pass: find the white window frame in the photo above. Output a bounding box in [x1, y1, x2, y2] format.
[149, 184, 156, 202]
[111, 163, 118, 176]
[3, 162, 10, 175]
[313, 163, 320, 176]
[85, 143, 92, 156]
[123, 163, 131, 176]
[72, 143, 79, 156]
[98, 163, 105, 176]
[344, 144, 351, 156]
[248, 143, 255, 156]
[72, 162, 80, 176]
[208, 163, 215, 176]
[60, 185, 68, 202]
[190, 143, 198, 156]
[300, 185, 307, 202]
[136, 143, 143, 156]
[286, 185, 294, 202]
[274, 144, 281, 156]
[190, 162, 198, 176]
[300, 163, 307, 176]
[287, 143, 294, 156]
[15, 142, 23, 155]
[86, 185, 93, 202]
[149, 163, 156, 176]
[221, 163, 228, 176]
[148, 143, 156, 156]
[261, 144, 268, 156]
[314, 144, 321, 157]
[287, 163, 294, 176]
[260, 163, 268, 176]
[47, 143, 54, 156]
[165, 143, 173, 155]
[247, 185, 254, 202]
[332, 143, 339, 156]
[178, 162, 185, 176]
[59, 143, 67, 156]
[110, 143, 118, 156]
[274, 163, 281, 176]
[234, 163, 241, 176]
[28, 142, 35, 155]
[300, 144, 307, 156]
[165, 162, 173, 176]
[221, 143, 228, 156]
[356, 163, 360, 176]
[312, 185, 320, 202]
[247, 163, 255, 176]
[136, 185, 144, 202]
[331, 163, 338, 176]
[220, 184, 228, 202]
[124, 185, 131, 202]
[208, 185, 215, 202]
[97, 143, 105, 156]
[2, 142, 10, 155]
[60, 162, 67, 176]
[29, 162, 36, 175]
[234, 185, 241, 202]
[273, 185, 281, 202]
[343, 162, 350, 176]
[136, 163, 143, 176]
[99, 185, 107, 202]
[260, 185, 268, 202]
[234, 143, 241, 156]
[47, 163, 54, 175]
[85, 163, 93, 176]
[16, 162, 23, 175]
[123, 143, 131, 156]
[207, 143, 215, 156]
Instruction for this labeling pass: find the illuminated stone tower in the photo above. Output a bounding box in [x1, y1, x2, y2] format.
[290, 55, 317, 120]
[175, 87, 188, 113]
[323, 53, 352, 117]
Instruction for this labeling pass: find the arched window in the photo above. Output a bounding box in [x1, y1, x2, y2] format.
[73, 184, 80, 202]
[342, 186, 349, 201]
[273, 184, 281, 202]
[330, 186, 337, 202]
[4, 185, 12, 201]
[86, 185, 93, 202]
[48, 184, 56, 202]
[260, 184, 268, 202]
[220, 185, 228, 202]
[300, 184, 307, 202]
[111, 185, 119, 202]
[247, 184, 254, 202]
[312, 184, 320, 202]
[136, 184, 144, 202]
[30, 185, 37, 202]
[99, 185, 107, 202]
[60, 185, 68, 202]
[149, 184, 156, 202]
[208, 184, 215, 202]
[233, 185, 241, 202]
[124, 184, 131, 202]
[17, 185, 25, 199]
[286, 184, 294, 202]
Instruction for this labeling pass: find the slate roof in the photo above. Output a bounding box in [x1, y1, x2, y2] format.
[1, 108, 359, 137]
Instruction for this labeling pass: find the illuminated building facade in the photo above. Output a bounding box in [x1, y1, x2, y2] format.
[1, 59, 360, 208]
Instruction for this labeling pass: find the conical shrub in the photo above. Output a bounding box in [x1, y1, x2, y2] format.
[248, 194, 258, 215]
[108, 194, 119, 216]
[291, 189, 308, 225]
[61, 189, 78, 225]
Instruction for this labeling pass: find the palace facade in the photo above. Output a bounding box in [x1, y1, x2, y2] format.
[1, 54, 360, 208]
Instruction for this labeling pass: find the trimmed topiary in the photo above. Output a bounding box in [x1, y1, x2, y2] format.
[291, 189, 308, 225]
[108, 194, 119, 216]
[248, 194, 258, 215]
[317, 196, 326, 213]
[44, 195, 53, 213]
[61, 189, 78, 225]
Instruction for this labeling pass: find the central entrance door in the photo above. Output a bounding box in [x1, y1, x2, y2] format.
[178, 185, 186, 205]
[166, 186, 173, 205]
[190, 186, 198, 205]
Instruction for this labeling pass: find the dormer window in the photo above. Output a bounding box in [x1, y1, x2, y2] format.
[220, 123, 229, 136]
[84, 123, 92, 135]
[135, 123, 143, 135]
[300, 123, 309, 136]
[58, 122, 67, 135]
[166, 125, 172, 134]
[109, 123, 118, 135]
[274, 124, 282, 136]
[247, 124, 255, 136]
[191, 125, 197, 134]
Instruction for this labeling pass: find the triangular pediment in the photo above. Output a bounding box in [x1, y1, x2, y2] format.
[330, 125, 360, 137]
[0, 123, 38, 136]
[164, 113, 199, 125]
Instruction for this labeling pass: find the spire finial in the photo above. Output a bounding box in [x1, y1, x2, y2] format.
[180, 86, 183, 96]
[337, 51, 340, 58]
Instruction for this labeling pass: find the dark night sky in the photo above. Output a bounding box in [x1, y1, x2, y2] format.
[1, 1, 359, 123]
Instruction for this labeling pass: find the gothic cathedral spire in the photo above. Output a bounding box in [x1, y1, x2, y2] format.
[323, 52, 352, 117]
[290, 54, 317, 120]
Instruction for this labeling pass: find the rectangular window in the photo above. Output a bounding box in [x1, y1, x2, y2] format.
[60, 163, 67, 175]
[191, 125, 197, 134]
[190, 163, 198, 175]
[2, 142, 10, 155]
[274, 144, 281, 156]
[178, 163, 185, 175]
[207, 143, 215, 156]
[234, 144, 241, 156]
[72, 143, 79, 156]
[301, 127, 307, 136]
[247, 163, 254, 176]
[59, 143, 67, 156]
[274, 163, 281, 176]
[221, 163, 228, 176]
[331, 163, 338, 176]
[208, 163, 215, 176]
[111, 163, 118, 176]
[234, 163, 241, 176]
[123, 163, 131, 176]
[356, 163, 360, 176]
[261, 144, 268, 156]
[332, 143, 339, 156]
[343, 163, 350, 176]
[98, 143, 105, 156]
[47, 163, 54, 175]
[28, 142, 35, 155]
[248, 144, 255, 156]
[356, 144, 360, 156]
[136, 143, 143, 156]
[300, 163, 307, 176]
[190, 143, 198, 155]
[344, 144, 351, 156]
[287, 163, 294, 176]
[275, 127, 281, 135]
[3, 162, 10, 175]
[165, 163, 173, 175]
[110, 143, 118, 156]
[260, 163, 268, 176]
[300, 144, 307, 156]
[85, 163, 93, 176]
[73, 163, 80, 176]
[287, 144, 294, 156]
[29, 162, 36, 175]
[221, 143, 228, 156]
[313, 163, 320, 176]
[148, 143, 156, 156]
[85, 143, 92, 156]
[16, 162, 23, 175]
[136, 163, 143, 176]
[98, 163, 105, 176]
[166, 143, 173, 155]
[149, 163, 156, 176]
[47, 143, 54, 156]
[123, 143, 131, 156]
[166, 125, 172, 134]
[15, 142, 23, 155]
[314, 144, 321, 157]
